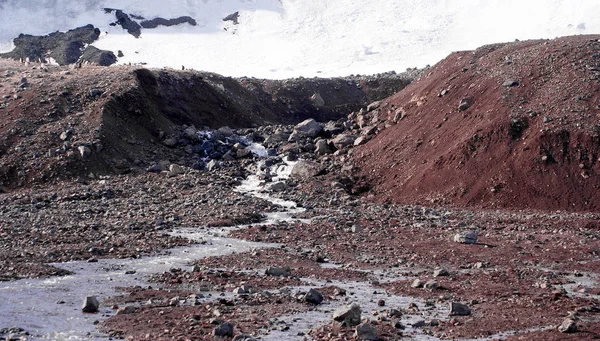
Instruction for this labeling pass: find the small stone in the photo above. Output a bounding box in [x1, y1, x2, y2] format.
[116, 306, 136, 315]
[377, 299, 385, 307]
[233, 285, 251, 295]
[213, 322, 234, 337]
[411, 279, 423, 288]
[433, 269, 449, 277]
[294, 118, 323, 138]
[458, 97, 473, 111]
[388, 308, 402, 318]
[78, 146, 91, 158]
[412, 320, 426, 328]
[424, 280, 439, 290]
[264, 181, 286, 192]
[354, 322, 379, 340]
[168, 164, 185, 176]
[449, 302, 471, 316]
[558, 318, 577, 333]
[265, 266, 291, 277]
[310, 93, 325, 107]
[82, 296, 100, 313]
[454, 230, 478, 244]
[333, 303, 361, 326]
[502, 79, 520, 87]
[304, 288, 324, 305]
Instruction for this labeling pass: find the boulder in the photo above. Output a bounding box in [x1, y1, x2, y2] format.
[265, 266, 291, 277]
[355, 323, 379, 340]
[333, 303, 361, 326]
[80, 46, 117, 66]
[213, 322, 234, 337]
[264, 181, 286, 192]
[314, 139, 331, 155]
[332, 134, 358, 149]
[310, 93, 325, 107]
[78, 146, 91, 158]
[290, 161, 325, 179]
[294, 119, 323, 138]
[453, 230, 478, 244]
[558, 318, 577, 333]
[303, 289, 324, 305]
[449, 302, 471, 316]
[82, 296, 99, 313]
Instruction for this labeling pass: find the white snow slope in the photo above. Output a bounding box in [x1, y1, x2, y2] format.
[0, 0, 599, 78]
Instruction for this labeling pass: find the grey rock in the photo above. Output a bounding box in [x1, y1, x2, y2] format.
[78, 146, 91, 158]
[294, 118, 323, 138]
[458, 97, 473, 111]
[207, 160, 220, 172]
[290, 161, 325, 179]
[412, 320, 426, 328]
[80, 46, 117, 66]
[59, 131, 71, 141]
[265, 266, 291, 277]
[116, 305, 136, 315]
[503, 79, 520, 87]
[433, 269, 450, 277]
[367, 101, 381, 112]
[213, 322, 234, 337]
[168, 164, 186, 176]
[82, 296, 99, 313]
[333, 303, 361, 326]
[354, 136, 370, 146]
[264, 181, 286, 192]
[411, 279, 423, 288]
[424, 280, 439, 290]
[310, 93, 325, 107]
[162, 137, 178, 147]
[454, 230, 478, 244]
[558, 318, 577, 333]
[233, 285, 252, 295]
[332, 134, 358, 149]
[393, 109, 406, 123]
[355, 322, 379, 340]
[449, 302, 471, 316]
[304, 288, 324, 305]
[314, 139, 330, 155]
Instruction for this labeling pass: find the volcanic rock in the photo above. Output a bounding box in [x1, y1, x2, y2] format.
[82, 296, 100, 313]
[303, 288, 324, 305]
[354, 323, 379, 340]
[294, 118, 323, 138]
[265, 266, 291, 277]
[333, 303, 362, 326]
[213, 322, 234, 337]
[454, 231, 478, 244]
[449, 302, 471, 316]
[290, 161, 325, 179]
[558, 318, 578, 333]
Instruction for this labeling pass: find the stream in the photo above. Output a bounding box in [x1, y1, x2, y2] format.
[0, 158, 589, 340]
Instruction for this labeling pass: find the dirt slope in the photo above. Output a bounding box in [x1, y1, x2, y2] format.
[0, 59, 416, 190]
[353, 35, 600, 212]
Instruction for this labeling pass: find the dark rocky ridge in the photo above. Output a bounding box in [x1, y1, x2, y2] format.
[0, 25, 116, 66]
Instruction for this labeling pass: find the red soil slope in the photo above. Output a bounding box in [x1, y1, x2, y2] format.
[353, 35, 600, 212]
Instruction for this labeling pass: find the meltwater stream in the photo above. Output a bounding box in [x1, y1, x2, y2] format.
[1, 157, 581, 340]
[0, 160, 301, 340]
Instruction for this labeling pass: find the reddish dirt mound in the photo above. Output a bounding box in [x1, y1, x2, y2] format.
[353, 35, 600, 212]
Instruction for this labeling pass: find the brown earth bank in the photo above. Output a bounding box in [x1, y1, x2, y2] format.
[352, 34, 600, 212]
[0, 58, 418, 190]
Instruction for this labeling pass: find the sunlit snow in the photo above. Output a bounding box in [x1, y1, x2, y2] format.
[0, 0, 598, 78]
